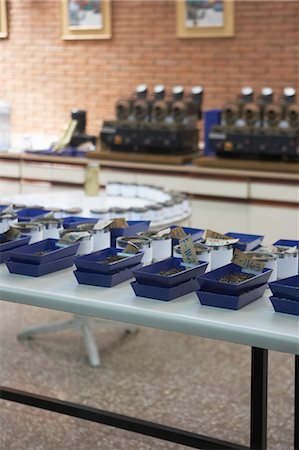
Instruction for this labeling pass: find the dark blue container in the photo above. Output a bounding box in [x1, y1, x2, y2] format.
[131, 278, 199, 301]
[63, 216, 93, 229]
[74, 248, 144, 274]
[269, 296, 299, 316]
[273, 239, 299, 249]
[6, 255, 74, 277]
[74, 263, 142, 288]
[197, 263, 272, 295]
[133, 257, 208, 288]
[225, 232, 264, 252]
[196, 283, 267, 310]
[0, 236, 31, 263]
[8, 238, 79, 264]
[17, 208, 52, 222]
[170, 226, 204, 245]
[269, 275, 299, 302]
[204, 109, 222, 156]
[111, 221, 150, 246]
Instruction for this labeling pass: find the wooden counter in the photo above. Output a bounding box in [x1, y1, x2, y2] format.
[1, 151, 298, 207]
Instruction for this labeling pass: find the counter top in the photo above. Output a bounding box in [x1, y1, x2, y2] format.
[1, 151, 299, 182]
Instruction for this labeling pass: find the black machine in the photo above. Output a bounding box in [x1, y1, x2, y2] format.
[208, 87, 299, 160]
[100, 84, 204, 155]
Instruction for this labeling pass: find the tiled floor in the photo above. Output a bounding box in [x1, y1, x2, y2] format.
[0, 197, 298, 449]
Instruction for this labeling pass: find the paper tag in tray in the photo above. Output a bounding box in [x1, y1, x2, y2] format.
[32, 212, 55, 222]
[123, 241, 139, 254]
[93, 219, 113, 231]
[2, 227, 20, 241]
[179, 235, 198, 266]
[170, 227, 187, 239]
[204, 230, 239, 247]
[232, 249, 265, 274]
[205, 229, 231, 240]
[57, 231, 90, 246]
[108, 218, 128, 229]
[156, 227, 171, 238]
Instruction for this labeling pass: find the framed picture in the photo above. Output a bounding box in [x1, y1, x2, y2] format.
[62, 0, 111, 40]
[0, 0, 8, 39]
[176, 0, 234, 38]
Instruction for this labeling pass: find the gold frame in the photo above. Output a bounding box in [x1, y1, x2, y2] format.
[0, 0, 8, 39]
[176, 0, 234, 39]
[62, 0, 111, 40]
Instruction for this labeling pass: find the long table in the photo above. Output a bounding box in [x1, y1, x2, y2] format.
[0, 265, 298, 450]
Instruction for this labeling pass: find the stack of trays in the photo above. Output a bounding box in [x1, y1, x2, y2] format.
[110, 221, 150, 246]
[269, 275, 299, 316]
[0, 234, 30, 263]
[131, 257, 208, 301]
[5, 238, 79, 276]
[74, 247, 144, 287]
[225, 232, 264, 251]
[196, 263, 272, 310]
[16, 208, 52, 222]
[169, 226, 204, 245]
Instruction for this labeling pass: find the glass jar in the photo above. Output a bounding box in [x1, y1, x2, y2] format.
[246, 251, 278, 282]
[84, 162, 99, 196]
[173, 242, 212, 271]
[40, 218, 64, 240]
[12, 222, 44, 244]
[116, 235, 152, 265]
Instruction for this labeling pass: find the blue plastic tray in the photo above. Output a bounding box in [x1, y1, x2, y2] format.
[6, 255, 74, 277]
[131, 278, 199, 301]
[63, 216, 93, 229]
[269, 275, 299, 302]
[111, 221, 150, 246]
[0, 204, 11, 213]
[133, 257, 208, 288]
[17, 208, 52, 222]
[8, 239, 79, 264]
[269, 296, 299, 316]
[196, 283, 267, 310]
[74, 263, 142, 287]
[197, 263, 272, 295]
[170, 226, 204, 245]
[225, 232, 264, 252]
[74, 248, 144, 274]
[0, 236, 31, 263]
[273, 239, 299, 249]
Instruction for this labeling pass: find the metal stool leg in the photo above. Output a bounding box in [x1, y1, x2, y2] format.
[17, 319, 75, 340]
[295, 355, 299, 450]
[250, 347, 268, 450]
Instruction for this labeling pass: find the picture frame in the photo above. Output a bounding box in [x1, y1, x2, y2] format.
[176, 0, 234, 39]
[62, 0, 111, 40]
[0, 0, 8, 39]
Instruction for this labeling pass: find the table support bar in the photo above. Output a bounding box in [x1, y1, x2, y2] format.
[250, 347, 268, 450]
[295, 355, 299, 450]
[0, 386, 248, 450]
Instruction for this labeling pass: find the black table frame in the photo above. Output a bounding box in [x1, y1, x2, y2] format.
[1, 348, 298, 450]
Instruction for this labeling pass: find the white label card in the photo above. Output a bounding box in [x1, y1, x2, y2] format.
[93, 219, 113, 231]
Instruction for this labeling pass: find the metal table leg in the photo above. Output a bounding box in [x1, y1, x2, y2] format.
[250, 347, 268, 450]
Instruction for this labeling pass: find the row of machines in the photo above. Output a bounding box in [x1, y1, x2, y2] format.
[100, 84, 204, 155]
[208, 87, 299, 160]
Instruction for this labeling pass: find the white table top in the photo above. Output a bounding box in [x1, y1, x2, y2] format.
[0, 265, 298, 356]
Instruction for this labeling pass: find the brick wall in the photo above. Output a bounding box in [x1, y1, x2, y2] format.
[2, 0, 299, 136]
